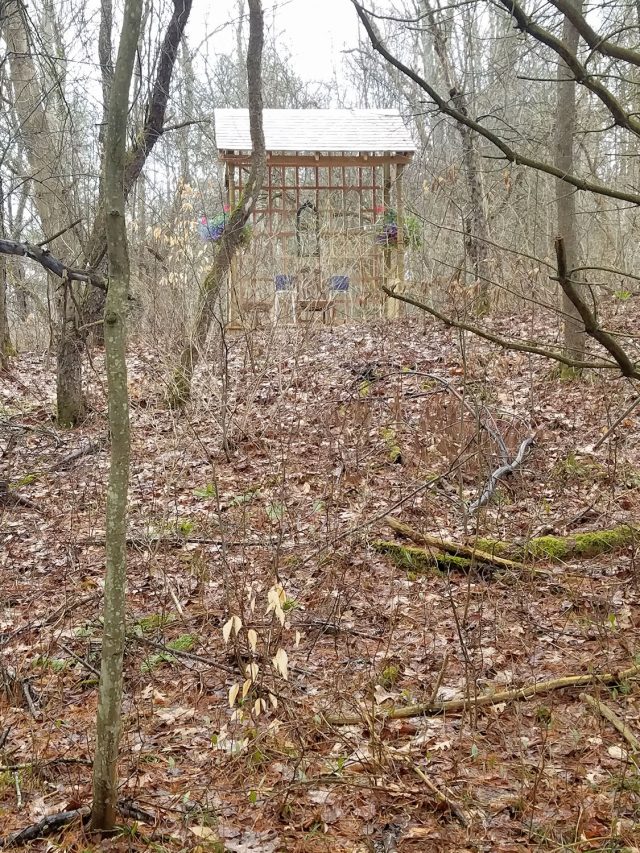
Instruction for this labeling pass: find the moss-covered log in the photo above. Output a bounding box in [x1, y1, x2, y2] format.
[384, 516, 526, 571]
[475, 525, 637, 562]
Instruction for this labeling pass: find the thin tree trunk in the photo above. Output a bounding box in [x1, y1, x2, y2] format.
[171, 0, 266, 406]
[555, 0, 586, 366]
[90, 0, 142, 833]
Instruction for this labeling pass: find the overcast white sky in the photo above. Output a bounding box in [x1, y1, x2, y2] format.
[188, 0, 361, 85]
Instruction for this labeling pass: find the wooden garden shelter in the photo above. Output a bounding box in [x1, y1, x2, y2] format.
[213, 108, 415, 324]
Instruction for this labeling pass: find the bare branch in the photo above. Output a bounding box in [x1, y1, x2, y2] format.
[381, 285, 618, 371]
[0, 239, 106, 290]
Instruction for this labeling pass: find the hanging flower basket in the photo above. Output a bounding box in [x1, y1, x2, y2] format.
[374, 207, 422, 248]
[198, 206, 252, 247]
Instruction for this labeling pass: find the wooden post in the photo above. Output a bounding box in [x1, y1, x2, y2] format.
[393, 162, 405, 319]
[227, 163, 240, 328]
[383, 162, 392, 319]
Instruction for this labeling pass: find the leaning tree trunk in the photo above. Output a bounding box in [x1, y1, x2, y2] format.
[555, 0, 586, 368]
[0, 256, 10, 369]
[90, 0, 141, 833]
[171, 0, 266, 406]
[80, 0, 194, 341]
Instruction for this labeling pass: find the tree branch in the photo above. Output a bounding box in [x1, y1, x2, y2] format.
[555, 237, 640, 379]
[493, 0, 640, 137]
[0, 239, 106, 290]
[547, 0, 640, 68]
[381, 285, 617, 371]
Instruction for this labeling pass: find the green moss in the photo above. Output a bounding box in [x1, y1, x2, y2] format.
[136, 612, 176, 634]
[571, 527, 636, 557]
[474, 538, 508, 557]
[373, 540, 470, 574]
[380, 427, 402, 464]
[476, 526, 636, 563]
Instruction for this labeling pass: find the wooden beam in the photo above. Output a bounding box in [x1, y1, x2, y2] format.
[219, 153, 414, 167]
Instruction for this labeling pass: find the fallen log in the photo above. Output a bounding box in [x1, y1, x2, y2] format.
[475, 525, 638, 562]
[323, 662, 640, 726]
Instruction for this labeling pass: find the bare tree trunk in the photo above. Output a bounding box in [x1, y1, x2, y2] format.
[90, 0, 142, 833]
[0, 178, 12, 365]
[555, 0, 586, 367]
[171, 0, 266, 406]
[2, 0, 85, 424]
[422, 0, 491, 313]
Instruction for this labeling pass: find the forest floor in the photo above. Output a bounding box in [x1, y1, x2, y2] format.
[1, 312, 640, 852]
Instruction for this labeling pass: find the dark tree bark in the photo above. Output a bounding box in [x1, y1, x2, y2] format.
[555, 0, 586, 367]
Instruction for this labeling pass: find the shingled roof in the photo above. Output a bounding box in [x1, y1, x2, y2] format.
[214, 108, 415, 154]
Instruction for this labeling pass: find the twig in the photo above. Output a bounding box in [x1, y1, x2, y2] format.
[593, 394, 640, 450]
[131, 635, 236, 675]
[21, 681, 40, 719]
[169, 587, 185, 619]
[0, 758, 92, 773]
[581, 692, 640, 753]
[57, 643, 100, 678]
[36, 218, 83, 248]
[409, 762, 470, 827]
[428, 654, 450, 705]
[13, 771, 22, 810]
[381, 285, 615, 372]
[49, 440, 101, 472]
[384, 516, 527, 571]
[324, 662, 640, 726]
[468, 436, 535, 513]
[556, 237, 640, 379]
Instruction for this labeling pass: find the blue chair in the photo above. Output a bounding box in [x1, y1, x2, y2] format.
[328, 275, 352, 322]
[274, 275, 297, 324]
[329, 275, 350, 292]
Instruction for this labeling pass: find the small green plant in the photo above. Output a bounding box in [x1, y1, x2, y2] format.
[193, 483, 217, 498]
[615, 289, 633, 300]
[14, 472, 38, 487]
[535, 705, 552, 726]
[140, 634, 197, 672]
[135, 612, 176, 635]
[379, 664, 400, 688]
[33, 655, 68, 673]
[265, 501, 285, 522]
[380, 426, 402, 464]
[228, 487, 261, 507]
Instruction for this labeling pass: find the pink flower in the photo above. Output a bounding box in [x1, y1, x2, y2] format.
[375, 205, 385, 214]
[223, 204, 230, 213]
